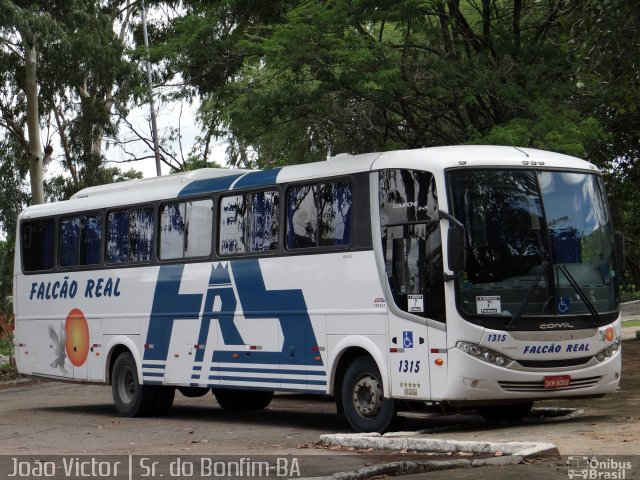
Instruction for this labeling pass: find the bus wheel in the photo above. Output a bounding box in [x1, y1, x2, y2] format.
[111, 352, 156, 417]
[341, 356, 396, 433]
[212, 389, 274, 410]
[178, 386, 210, 398]
[478, 402, 533, 423]
[154, 387, 175, 415]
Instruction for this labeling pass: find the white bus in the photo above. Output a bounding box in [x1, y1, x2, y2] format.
[13, 146, 623, 432]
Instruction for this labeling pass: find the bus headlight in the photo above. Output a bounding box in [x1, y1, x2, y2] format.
[456, 342, 513, 368]
[595, 340, 620, 363]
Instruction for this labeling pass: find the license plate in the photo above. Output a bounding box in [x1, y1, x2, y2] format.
[544, 375, 571, 389]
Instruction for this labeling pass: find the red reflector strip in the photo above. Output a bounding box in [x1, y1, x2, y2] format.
[431, 348, 446, 353]
[194, 344, 203, 349]
[246, 345, 262, 350]
[311, 346, 326, 352]
[389, 348, 405, 353]
[144, 344, 154, 349]
[92, 344, 101, 348]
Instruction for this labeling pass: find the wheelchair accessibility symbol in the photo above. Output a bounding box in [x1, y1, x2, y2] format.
[558, 295, 571, 314]
[403, 331, 414, 349]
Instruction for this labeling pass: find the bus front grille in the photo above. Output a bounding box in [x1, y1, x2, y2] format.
[515, 356, 593, 369]
[498, 376, 601, 392]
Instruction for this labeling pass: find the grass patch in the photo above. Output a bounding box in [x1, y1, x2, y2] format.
[622, 320, 640, 328]
[0, 338, 11, 356]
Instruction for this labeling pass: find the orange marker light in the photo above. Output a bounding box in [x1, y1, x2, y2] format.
[435, 358, 444, 366]
[232, 353, 239, 359]
[605, 327, 615, 342]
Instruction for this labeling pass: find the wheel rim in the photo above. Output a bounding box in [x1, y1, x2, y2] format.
[352, 373, 383, 419]
[116, 365, 136, 404]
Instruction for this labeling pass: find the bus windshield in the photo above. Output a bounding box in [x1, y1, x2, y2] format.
[449, 169, 619, 329]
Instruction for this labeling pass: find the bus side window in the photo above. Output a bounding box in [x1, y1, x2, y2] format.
[107, 210, 130, 264]
[319, 181, 352, 247]
[247, 190, 279, 252]
[129, 208, 154, 262]
[161, 200, 213, 259]
[286, 181, 353, 250]
[287, 185, 318, 249]
[219, 195, 246, 255]
[107, 207, 154, 264]
[22, 219, 55, 272]
[60, 214, 101, 268]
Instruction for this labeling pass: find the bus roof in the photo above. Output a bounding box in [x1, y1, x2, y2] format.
[19, 145, 598, 219]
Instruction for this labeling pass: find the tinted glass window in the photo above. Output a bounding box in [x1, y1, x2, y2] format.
[287, 181, 353, 250]
[22, 219, 55, 272]
[129, 208, 154, 262]
[160, 203, 185, 260]
[319, 182, 352, 246]
[247, 191, 279, 252]
[219, 195, 246, 255]
[106, 210, 129, 264]
[379, 169, 438, 226]
[287, 185, 318, 249]
[60, 214, 101, 267]
[219, 191, 280, 255]
[106, 207, 154, 264]
[185, 200, 213, 257]
[161, 200, 213, 259]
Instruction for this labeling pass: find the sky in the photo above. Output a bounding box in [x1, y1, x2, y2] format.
[102, 97, 228, 178]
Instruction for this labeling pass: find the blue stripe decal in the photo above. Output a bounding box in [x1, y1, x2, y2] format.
[143, 372, 164, 378]
[178, 173, 243, 198]
[191, 374, 201, 379]
[143, 380, 163, 385]
[209, 375, 326, 386]
[231, 169, 281, 190]
[212, 366, 326, 376]
[193, 366, 202, 371]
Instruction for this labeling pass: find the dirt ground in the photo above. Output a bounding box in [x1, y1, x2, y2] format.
[0, 339, 638, 478]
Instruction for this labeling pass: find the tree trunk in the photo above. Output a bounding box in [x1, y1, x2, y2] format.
[24, 40, 45, 205]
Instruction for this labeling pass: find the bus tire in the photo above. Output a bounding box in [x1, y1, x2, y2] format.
[154, 387, 175, 415]
[178, 386, 210, 398]
[341, 356, 396, 433]
[212, 389, 274, 410]
[111, 352, 156, 417]
[478, 402, 533, 423]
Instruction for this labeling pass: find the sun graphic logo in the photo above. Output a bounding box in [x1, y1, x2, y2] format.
[64, 308, 90, 367]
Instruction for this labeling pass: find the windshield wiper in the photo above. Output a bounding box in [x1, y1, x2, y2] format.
[506, 261, 550, 330]
[557, 264, 601, 326]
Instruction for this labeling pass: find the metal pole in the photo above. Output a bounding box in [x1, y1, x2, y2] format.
[141, 0, 162, 176]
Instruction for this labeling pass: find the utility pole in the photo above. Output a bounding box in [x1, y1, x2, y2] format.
[141, 0, 162, 176]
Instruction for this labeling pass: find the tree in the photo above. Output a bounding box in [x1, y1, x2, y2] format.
[568, 0, 640, 291]
[1, 1, 146, 205]
[0, 0, 64, 204]
[159, 1, 604, 169]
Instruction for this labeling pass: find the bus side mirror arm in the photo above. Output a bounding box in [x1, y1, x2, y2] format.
[439, 210, 467, 281]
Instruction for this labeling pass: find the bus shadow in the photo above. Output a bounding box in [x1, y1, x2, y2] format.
[33, 402, 346, 432]
[395, 409, 600, 434]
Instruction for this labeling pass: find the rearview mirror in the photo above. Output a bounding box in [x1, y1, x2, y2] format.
[439, 210, 466, 278]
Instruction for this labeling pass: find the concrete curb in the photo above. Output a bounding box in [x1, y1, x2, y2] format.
[320, 433, 559, 457]
[298, 455, 525, 480]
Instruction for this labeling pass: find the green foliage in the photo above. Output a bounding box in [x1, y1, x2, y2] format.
[163, 1, 601, 168]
